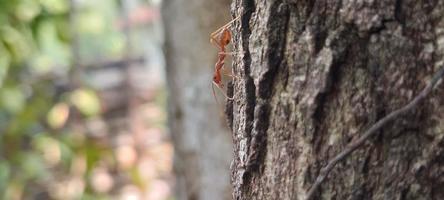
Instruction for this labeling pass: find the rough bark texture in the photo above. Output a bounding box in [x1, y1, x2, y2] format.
[229, 0, 444, 199]
[162, 0, 233, 199]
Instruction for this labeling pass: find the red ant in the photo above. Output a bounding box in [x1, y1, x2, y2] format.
[210, 16, 240, 102]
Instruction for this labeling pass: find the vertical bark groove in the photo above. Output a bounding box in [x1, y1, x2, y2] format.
[245, 0, 291, 178]
[230, 0, 257, 198]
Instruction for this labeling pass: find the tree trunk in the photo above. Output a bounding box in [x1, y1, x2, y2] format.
[229, 0, 444, 199]
[162, 0, 233, 200]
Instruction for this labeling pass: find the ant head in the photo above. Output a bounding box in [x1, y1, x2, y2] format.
[220, 30, 231, 46]
[222, 38, 230, 46]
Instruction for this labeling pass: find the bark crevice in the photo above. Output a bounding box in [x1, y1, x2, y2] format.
[245, 0, 291, 185]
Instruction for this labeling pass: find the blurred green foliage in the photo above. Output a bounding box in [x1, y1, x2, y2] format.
[0, 0, 136, 199]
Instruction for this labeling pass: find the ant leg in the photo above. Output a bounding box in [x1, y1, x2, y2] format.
[210, 36, 223, 49]
[212, 82, 234, 100]
[211, 16, 241, 38]
[218, 51, 245, 57]
[222, 67, 240, 79]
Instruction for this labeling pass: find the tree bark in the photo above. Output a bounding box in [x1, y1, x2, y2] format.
[229, 0, 444, 199]
[162, 0, 233, 200]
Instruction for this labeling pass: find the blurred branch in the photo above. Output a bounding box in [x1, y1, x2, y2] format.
[83, 57, 145, 71]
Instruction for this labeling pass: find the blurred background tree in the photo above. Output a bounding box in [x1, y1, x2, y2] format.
[162, 0, 233, 200]
[0, 0, 172, 199]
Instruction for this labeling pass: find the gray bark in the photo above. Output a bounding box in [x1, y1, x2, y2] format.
[162, 0, 233, 199]
[229, 0, 444, 199]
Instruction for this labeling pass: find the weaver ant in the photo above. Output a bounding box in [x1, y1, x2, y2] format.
[210, 16, 240, 102]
